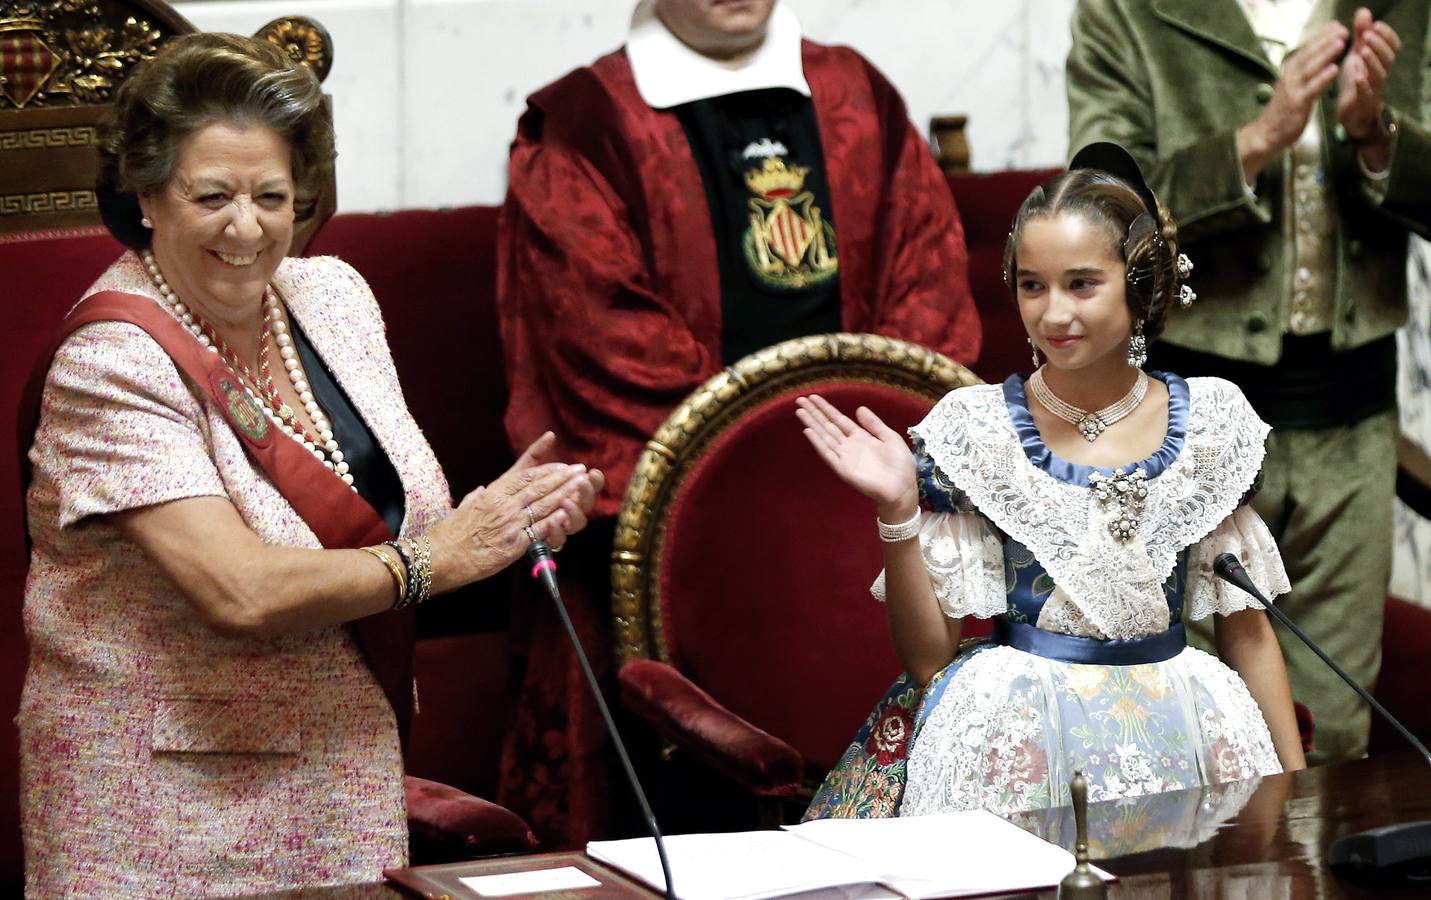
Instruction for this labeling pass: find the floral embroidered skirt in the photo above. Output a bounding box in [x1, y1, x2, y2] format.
[804, 641, 1281, 820]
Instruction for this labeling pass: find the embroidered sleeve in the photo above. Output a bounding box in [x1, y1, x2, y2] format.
[870, 511, 1006, 619]
[35, 322, 227, 529]
[1185, 505, 1291, 620]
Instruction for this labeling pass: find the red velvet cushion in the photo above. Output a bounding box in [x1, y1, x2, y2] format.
[619, 658, 803, 795]
[948, 171, 1060, 386]
[657, 382, 939, 772]
[404, 775, 538, 862]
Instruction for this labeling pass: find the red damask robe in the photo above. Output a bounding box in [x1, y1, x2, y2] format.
[500, 42, 980, 517]
[496, 40, 980, 847]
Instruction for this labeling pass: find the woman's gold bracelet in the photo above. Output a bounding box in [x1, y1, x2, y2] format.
[360, 545, 408, 603]
[400, 536, 433, 606]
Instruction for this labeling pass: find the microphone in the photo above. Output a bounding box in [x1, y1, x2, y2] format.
[524, 540, 677, 900]
[1212, 553, 1431, 880]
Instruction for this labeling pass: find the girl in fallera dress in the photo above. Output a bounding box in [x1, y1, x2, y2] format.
[798, 143, 1306, 819]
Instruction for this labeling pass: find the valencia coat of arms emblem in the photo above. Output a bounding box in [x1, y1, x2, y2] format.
[741, 157, 838, 291]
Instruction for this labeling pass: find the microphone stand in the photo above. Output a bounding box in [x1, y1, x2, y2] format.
[526, 540, 677, 900]
[1213, 553, 1431, 881]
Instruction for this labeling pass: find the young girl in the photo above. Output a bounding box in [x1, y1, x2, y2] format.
[797, 143, 1306, 819]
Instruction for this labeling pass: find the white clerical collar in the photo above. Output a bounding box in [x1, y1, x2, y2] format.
[626, 0, 811, 109]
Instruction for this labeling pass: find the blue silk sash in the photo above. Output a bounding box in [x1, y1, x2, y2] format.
[996, 618, 1187, 665]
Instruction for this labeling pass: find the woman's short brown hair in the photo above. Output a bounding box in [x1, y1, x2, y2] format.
[96, 32, 335, 248]
[1002, 169, 1184, 340]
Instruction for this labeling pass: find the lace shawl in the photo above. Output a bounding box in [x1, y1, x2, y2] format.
[911, 377, 1273, 640]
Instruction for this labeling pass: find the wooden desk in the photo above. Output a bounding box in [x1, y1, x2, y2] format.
[262, 753, 1431, 899]
[1010, 751, 1431, 899]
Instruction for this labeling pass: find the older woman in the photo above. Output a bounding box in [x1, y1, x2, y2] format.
[18, 33, 601, 896]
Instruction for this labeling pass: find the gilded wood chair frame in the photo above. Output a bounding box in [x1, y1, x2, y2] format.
[611, 332, 981, 666]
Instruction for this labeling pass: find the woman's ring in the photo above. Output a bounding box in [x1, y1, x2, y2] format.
[523, 525, 537, 543]
[524, 505, 536, 527]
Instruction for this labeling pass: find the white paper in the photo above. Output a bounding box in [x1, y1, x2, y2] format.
[588, 813, 1113, 900]
[787, 811, 1115, 898]
[458, 865, 602, 897]
[586, 831, 884, 900]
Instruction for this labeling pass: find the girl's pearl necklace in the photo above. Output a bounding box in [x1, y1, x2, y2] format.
[1027, 366, 1148, 443]
[140, 251, 355, 487]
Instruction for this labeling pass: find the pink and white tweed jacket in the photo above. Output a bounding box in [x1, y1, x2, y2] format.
[20, 252, 453, 896]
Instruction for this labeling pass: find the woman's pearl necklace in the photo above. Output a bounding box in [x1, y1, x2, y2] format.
[140, 251, 355, 487]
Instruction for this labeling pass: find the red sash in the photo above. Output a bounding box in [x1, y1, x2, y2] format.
[21, 290, 415, 743]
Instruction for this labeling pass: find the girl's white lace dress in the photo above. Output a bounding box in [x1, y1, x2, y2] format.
[805, 372, 1289, 820]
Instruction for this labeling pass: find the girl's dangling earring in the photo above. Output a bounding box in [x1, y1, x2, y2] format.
[1127, 320, 1148, 368]
[1028, 337, 1041, 370]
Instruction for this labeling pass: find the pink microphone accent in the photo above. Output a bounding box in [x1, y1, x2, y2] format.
[531, 559, 557, 579]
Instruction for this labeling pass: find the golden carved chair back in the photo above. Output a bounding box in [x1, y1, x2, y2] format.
[0, 1, 334, 251]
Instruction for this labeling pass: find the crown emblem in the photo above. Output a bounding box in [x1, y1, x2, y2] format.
[744, 157, 809, 199]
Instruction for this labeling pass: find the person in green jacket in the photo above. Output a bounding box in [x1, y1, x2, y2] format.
[1068, 1, 1431, 765]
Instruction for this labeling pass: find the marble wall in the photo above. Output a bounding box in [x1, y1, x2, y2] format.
[172, 0, 1074, 211]
[173, 0, 1431, 603]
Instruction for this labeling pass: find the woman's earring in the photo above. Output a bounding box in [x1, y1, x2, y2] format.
[1127, 320, 1148, 369]
[1028, 337, 1041, 370]
[140, 217, 153, 229]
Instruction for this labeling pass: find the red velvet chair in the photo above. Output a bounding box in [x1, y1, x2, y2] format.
[610, 334, 984, 827]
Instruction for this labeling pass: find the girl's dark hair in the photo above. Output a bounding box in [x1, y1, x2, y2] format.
[96, 32, 335, 249]
[1002, 168, 1183, 339]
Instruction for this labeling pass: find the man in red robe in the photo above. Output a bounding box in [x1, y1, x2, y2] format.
[497, 0, 980, 847]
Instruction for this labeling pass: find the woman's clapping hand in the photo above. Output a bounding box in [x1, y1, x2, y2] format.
[428, 432, 603, 593]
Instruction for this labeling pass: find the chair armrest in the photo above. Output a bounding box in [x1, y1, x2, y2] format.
[404, 775, 538, 863]
[618, 659, 804, 796]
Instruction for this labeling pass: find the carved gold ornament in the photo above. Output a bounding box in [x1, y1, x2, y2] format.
[255, 17, 332, 83]
[0, 123, 95, 150]
[0, 3, 161, 109]
[0, 187, 96, 215]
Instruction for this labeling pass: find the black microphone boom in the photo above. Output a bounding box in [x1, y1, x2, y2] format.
[1211, 553, 1431, 770]
[525, 540, 677, 900]
[1212, 553, 1431, 881]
